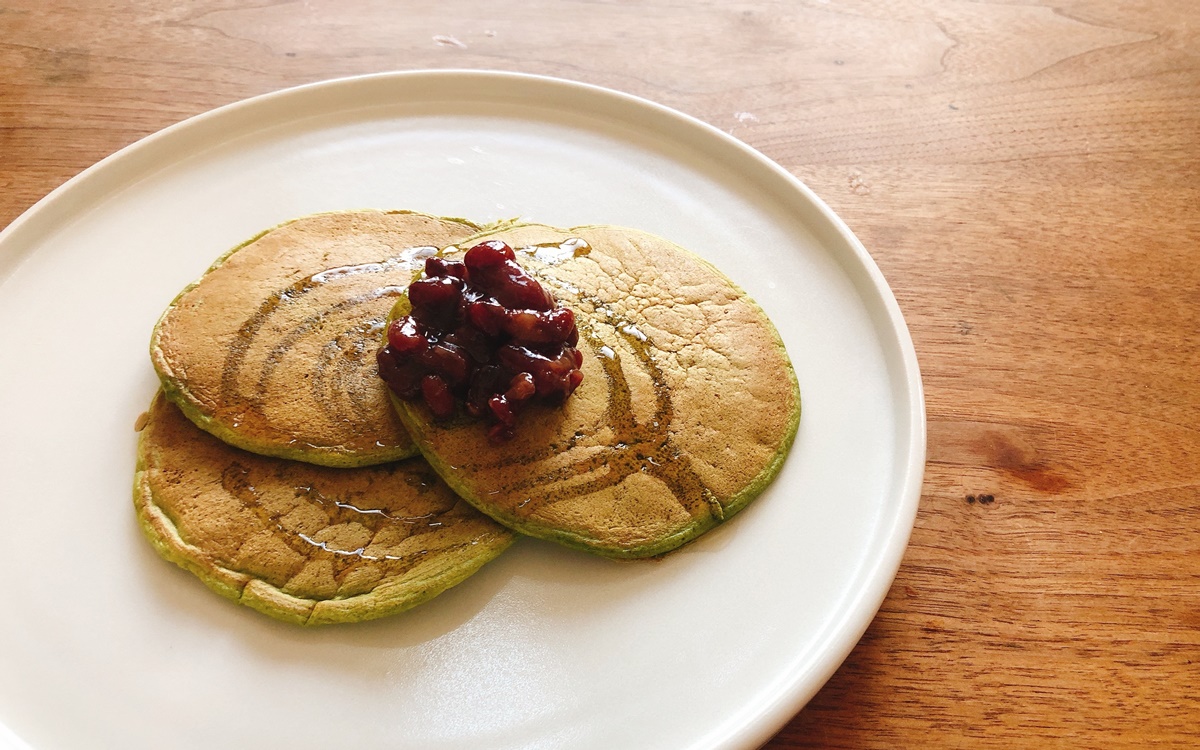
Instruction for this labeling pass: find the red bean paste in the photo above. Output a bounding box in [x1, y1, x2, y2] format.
[377, 241, 584, 441]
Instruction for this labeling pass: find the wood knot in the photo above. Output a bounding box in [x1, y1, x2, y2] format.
[978, 430, 1071, 493]
[928, 420, 1072, 495]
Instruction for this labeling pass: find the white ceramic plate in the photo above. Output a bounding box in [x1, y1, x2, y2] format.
[0, 71, 923, 750]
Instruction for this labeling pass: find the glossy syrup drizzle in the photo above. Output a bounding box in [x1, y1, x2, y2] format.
[517, 237, 591, 265]
[217, 462, 470, 586]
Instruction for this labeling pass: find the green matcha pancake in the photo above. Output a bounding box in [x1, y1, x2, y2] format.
[151, 210, 480, 467]
[388, 223, 800, 559]
[134, 391, 515, 625]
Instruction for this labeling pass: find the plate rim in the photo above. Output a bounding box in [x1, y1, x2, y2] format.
[0, 69, 926, 750]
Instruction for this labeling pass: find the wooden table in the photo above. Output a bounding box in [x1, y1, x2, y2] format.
[3, 2, 1197, 747]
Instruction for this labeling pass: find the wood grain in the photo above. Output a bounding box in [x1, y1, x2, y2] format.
[3, 1, 1198, 747]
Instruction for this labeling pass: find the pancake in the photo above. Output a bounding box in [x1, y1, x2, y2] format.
[388, 223, 800, 559]
[151, 210, 480, 467]
[134, 391, 515, 625]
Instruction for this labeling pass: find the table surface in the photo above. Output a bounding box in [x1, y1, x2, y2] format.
[3, 1, 1197, 747]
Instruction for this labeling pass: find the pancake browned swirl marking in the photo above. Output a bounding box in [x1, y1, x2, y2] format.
[457, 265, 720, 524]
[310, 316, 389, 423]
[494, 321, 718, 522]
[218, 461, 480, 591]
[219, 248, 438, 436]
[257, 289, 398, 427]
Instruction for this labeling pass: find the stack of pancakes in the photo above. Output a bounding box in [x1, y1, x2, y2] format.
[137, 210, 799, 625]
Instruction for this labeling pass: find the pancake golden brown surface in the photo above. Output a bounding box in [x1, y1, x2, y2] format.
[134, 391, 515, 625]
[389, 223, 800, 559]
[151, 210, 480, 467]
